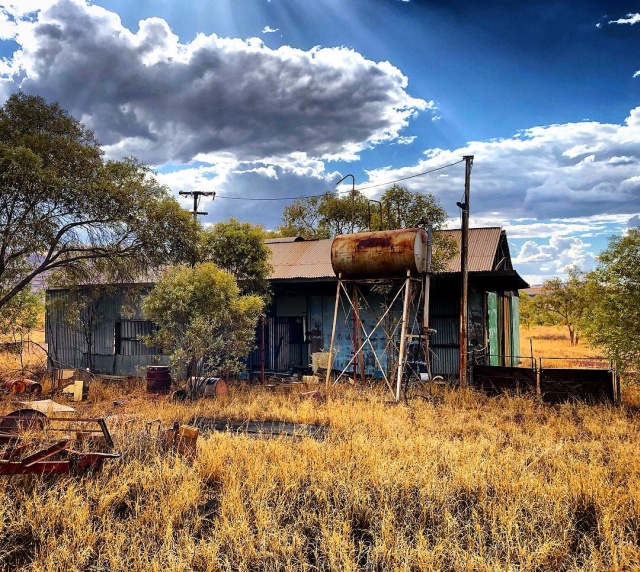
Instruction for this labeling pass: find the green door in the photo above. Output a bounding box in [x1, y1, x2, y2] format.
[487, 292, 499, 365]
[510, 295, 520, 366]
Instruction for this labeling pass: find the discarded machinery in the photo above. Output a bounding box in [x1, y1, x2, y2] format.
[0, 409, 120, 476]
[0, 378, 43, 395]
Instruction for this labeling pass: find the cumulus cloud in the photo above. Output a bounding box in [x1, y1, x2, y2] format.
[157, 163, 335, 229]
[628, 214, 640, 228]
[513, 236, 597, 274]
[262, 26, 278, 33]
[363, 111, 640, 223]
[0, 0, 430, 167]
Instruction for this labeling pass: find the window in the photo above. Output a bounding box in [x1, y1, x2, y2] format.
[114, 320, 160, 356]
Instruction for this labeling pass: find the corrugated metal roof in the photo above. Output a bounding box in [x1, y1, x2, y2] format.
[267, 227, 505, 280]
[264, 237, 305, 244]
[440, 227, 502, 273]
[268, 238, 334, 280]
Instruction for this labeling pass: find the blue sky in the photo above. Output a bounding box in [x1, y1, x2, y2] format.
[1, 0, 639, 284]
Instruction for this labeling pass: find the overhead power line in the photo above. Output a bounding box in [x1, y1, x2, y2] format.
[213, 158, 465, 202]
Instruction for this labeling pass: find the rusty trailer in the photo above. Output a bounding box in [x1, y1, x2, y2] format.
[0, 410, 120, 476]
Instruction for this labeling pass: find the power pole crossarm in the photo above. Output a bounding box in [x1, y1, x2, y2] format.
[178, 190, 216, 220]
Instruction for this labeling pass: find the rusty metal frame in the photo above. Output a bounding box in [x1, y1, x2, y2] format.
[0, 414, 120, 476]
[324, 274, 426, 401]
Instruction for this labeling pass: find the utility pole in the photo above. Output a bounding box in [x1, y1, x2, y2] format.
[178, 190, 216, 220]
[457, 155, 474, 386]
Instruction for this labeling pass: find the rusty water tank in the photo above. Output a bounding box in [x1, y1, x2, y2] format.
[146, 366, 171, 394]
[331, 228, 428, 279]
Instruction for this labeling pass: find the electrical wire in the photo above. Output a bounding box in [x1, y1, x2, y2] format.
[213, 158, 465, 201]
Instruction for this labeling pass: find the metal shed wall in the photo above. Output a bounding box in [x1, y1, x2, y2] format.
[45, 287, 166, 376]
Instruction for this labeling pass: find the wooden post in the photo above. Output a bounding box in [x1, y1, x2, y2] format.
[352, 283, 358, 382]
[395, 271, 412, 402]
[260, 315, 265, 384]
[459, 155, 473, 386]
[325, 275, 342, 392]
[423, 223, 433, 380]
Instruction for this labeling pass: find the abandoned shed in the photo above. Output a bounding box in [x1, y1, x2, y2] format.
[45, 226, 527, 379]
[252, 227, 527, 378]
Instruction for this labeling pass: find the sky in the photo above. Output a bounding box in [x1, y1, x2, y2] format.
[0, 0, 639, 285]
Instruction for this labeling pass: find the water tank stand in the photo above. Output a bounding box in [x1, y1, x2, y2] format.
[324, 272, 426, 402]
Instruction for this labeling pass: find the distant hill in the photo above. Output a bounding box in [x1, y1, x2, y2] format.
[521, 285, 543, 297]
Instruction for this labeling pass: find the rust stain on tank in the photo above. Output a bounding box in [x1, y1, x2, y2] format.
[353, 236, 393, 250]
[331, 228, 428, 279]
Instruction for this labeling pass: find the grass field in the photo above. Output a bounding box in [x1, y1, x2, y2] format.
[520, 324, 608, 369]
[0, 326, 637, 571]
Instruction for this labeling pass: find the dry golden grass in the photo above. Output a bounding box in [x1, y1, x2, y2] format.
[0, 376, 639, 571]
[520, 324, 607, 369]
[0, 330, 47, 381]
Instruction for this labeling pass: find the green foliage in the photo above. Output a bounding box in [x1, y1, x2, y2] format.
[582, 230, 640, 380]
[535, 268, 589, 345]
[279, 184, 456, 272]
[517, 293, 537, 329]
[0, 286, 43, 369]
[280, 190, 369, 238]
[377, 184, 446, 229]
[0, 92, 198, 311]
[142, 263, 264, 378]
[199, 219, 272, 300]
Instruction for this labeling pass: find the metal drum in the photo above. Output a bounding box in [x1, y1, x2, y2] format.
[331, 228, 428, 279]
[203, 377, 229, 398]
[146, 366, 171, 394]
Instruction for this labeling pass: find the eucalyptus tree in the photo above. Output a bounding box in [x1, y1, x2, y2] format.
[0, 93, 197, 311]
[582, 229, 640, 379]
[142, 263, 264, 381]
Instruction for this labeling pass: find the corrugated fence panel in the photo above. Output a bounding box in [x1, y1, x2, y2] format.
[431, 347, 459, 376]
[430, 317, 459, 347]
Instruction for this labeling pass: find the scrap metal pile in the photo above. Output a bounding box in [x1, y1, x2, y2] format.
[0, 408, 120, 475]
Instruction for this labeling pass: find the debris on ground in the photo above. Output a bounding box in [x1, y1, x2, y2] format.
[171, 376, 229, 401]
[190, 417, 327, 440]
[146, 419, 199, 460]
[1, 378, 42, 395]
[14, 399, 76, 415]
[0, 410, 120, 476]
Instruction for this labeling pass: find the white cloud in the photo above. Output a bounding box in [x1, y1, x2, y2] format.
[513, 236, 597, 275]
[0, 0, 429, 167]
[609, 13, 640, 25]
[363, 110, 640, 223]
[262, 26, 278, 34]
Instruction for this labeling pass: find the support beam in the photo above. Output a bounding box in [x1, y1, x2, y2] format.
[395, 271, 412, 402]
[325, 275, 342, 392]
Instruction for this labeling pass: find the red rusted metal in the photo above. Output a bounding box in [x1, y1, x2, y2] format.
[0, 412, 119, 476]
[331, 228, 428, 279]
[0, 379, 43, 395]
[146, 366, 171, 393]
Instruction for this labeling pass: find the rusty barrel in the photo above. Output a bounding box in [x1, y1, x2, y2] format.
[203, 377, 228, 399]
[146, 366, 171, 394]
[0, 379, 41, 394]
[22, 379, 43, 395]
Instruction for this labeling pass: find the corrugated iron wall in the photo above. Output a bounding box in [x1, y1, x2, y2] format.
[45, 287, 166, 376]
[429, 282, 460, 376]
